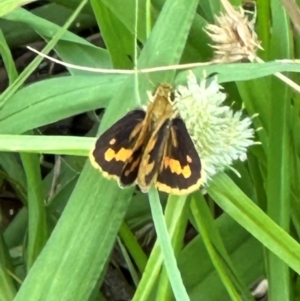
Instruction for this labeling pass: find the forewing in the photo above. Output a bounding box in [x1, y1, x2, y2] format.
[137, 119, 171, 192]
[156, 117, 203, 195]
[90, 110, 146, 183]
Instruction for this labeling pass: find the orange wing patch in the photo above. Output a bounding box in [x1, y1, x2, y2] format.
[155, 118, 204, 194]
[104, 148, 133, 162]
[163, 157, 192, 177]
[90, 110, 146, 183]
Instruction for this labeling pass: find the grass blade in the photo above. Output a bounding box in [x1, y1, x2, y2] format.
[148, 187, 190, 301]
[208, 173, 300, 274]
[0, 0, 88, 106]
[20, 152, 47, 270]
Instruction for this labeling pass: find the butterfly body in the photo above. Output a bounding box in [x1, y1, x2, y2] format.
[90, 84, 205, 195]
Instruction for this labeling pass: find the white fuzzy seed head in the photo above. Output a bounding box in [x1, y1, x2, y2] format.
[173, 71, 255, 182]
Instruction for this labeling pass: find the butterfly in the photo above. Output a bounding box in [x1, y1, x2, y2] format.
[89, 83, 204, 195]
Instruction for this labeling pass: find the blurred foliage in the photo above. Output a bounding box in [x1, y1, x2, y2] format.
[0, 0, 300, 300]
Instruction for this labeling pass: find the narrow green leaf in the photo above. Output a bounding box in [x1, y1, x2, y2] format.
[117, 236, 140, 286]
[178, 213, 263, 301]
[190, 196, 250, 301]
[3, 7, 111, 72]
[0, 28, 18, 85]
[2, 61, 300, 135]
[0, 135, 93, 156]
[132, 239, 163, 301]
[267, 1, 292, 299]
[155, 195, 190, 301]
[4, 208, 28, 249]
[266, 80, 291, 300]
[137, 0, 198, 84]
[21, 152, 47, 270]
[257, 0, 271, 60]
[0, 233, 16, 301]
[98, 0, 147, 43]
[133, 195, 188, 301]
[119, 222, 148, 273]
[0, 0, 89, 106]
[208, 173, 300, 275]
[0, 75, 123, 135]
[0, 153, 27, 203]
[90, 0, 134, 68]
[176, 61, 300, 86]
[0, 0, 37, 17]
[148, 188, 189, 301]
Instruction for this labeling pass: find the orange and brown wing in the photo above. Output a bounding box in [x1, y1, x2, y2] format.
[137, 119, 171, 192]
[156, 118, 204, 195]
[90, 110, 146, 185]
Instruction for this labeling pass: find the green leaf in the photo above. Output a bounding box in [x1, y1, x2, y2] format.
[0, 75, 122, 134]
[208, 173, 300, 275]
[190, 194, 254, 301]
[178, 214, 263, 301]
[132, 195, 189, 301]
[90, 0, 134, 69]
[0, 28, 18, 85]
[0, 152, 27, 203]
[0, 0, 37, 17]
[13, 167, 133, 301]
[0, 135, 92, 156]
[0, 233, 16, 301]
[0, 0, 89, 106]
[21, 152, 47, 269]
[148, 188, 190, 301]
[266, 0, 293, 299]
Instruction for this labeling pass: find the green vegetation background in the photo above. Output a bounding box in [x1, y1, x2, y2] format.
[0, 0, 300, 300]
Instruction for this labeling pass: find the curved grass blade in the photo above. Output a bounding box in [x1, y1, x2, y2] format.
[208, 173, 300, 275]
